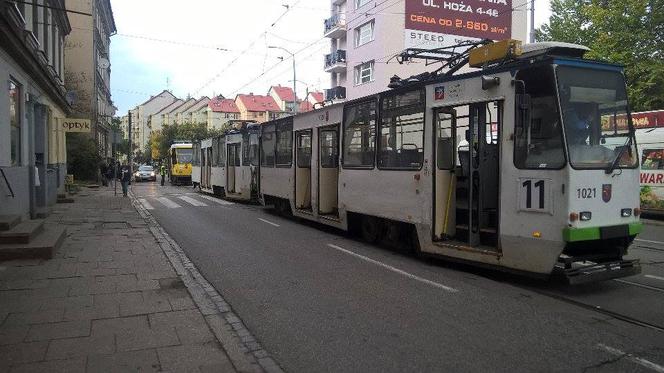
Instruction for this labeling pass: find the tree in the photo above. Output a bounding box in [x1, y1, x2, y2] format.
[537, 0, 664, 111]
[66, 133, 101, 181]
[154, 123, 223, 161]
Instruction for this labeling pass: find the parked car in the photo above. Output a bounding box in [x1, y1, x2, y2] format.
[134, 165, 156, 182]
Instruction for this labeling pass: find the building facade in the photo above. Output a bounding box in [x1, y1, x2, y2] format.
[129, 90, 177, 155]
[299, 91, 324, 112]
[1, 0, 72, 218]
[323, 0, 527, 102]
[206, 97, 240, 130]
[235, 94, 289, 123]
[268, 85, 297, 112]
[64, 0, 116, 159]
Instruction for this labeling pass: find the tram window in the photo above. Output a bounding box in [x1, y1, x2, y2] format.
[343, 99, 376, 168]
[643, 149, 664, 170]
[261, 124, 276, 167]
[436, 111, 455, 170]
[297, 131, 312, 168]
[378, 89, 425, 170]
[249, 134, 259, 166]
[514, 66, 566, 169]
[320, 130, 339, 168]
[242, 134, 250, 166]
[276, 122, 293, 167]
[192, 143, 200, 166]
[211, 139, 218, 167]
[218, 138, 225, 166]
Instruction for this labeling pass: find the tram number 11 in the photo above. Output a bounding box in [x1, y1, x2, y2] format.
[519, 178, 550, 212]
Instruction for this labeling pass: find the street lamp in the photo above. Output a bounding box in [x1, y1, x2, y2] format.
[268, 45, 298, 113]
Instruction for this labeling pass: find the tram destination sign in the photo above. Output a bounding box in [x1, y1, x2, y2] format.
[405, 0, 512, 50]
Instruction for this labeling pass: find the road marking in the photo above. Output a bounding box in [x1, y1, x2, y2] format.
[197, 194, 235, 205]
[635, 238, 664, 245]
[597, 344, 664, 372]
[258, 218, 280, 227]
[138, 198, 154, 210]
[645, 274, 664, 282]
[326, 243, 458, 293]
[177, 195, 208, 207]
[156, 197, 181, 209]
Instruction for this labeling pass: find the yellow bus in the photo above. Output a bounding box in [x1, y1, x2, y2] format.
[169, 143, 193, 185]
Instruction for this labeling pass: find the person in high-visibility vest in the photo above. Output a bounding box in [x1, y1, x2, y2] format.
[160, 164, 166, 186]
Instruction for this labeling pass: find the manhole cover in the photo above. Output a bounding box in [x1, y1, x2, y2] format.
[102, 222, 129, 229]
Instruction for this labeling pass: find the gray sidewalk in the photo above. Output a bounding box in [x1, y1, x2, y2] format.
[0, 188, 236, 372]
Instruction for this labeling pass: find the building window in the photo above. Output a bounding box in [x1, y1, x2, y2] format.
[354, 61, 374, 85]
[9, 80, 22, 166]
[43, 8, 49, 57]
[355, 20, 374, 47]
[355, 0, 371, 9]
[32, 1, 39, 39]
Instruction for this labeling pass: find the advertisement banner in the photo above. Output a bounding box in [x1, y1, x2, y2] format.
[602, 110, 664, 131]
[59, 118, 91, 133]
[405, 0, 512, 50]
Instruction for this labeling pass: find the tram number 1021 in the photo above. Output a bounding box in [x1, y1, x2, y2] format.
[518, 178, 552, 213]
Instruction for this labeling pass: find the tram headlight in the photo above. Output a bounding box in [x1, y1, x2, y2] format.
[621, 208, 632, 217]
[580, 211, 592, 221]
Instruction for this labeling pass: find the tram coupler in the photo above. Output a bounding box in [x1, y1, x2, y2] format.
[555, 259, 641, 285]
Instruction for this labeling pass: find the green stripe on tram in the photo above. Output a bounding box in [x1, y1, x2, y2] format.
[563, 222, 643, 242]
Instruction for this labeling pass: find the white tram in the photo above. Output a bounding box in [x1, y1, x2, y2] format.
[257, 41, 643, 283]
[192, 122, 260, 202]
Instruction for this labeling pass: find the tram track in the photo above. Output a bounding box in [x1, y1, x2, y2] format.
[530, 286, 664, 334]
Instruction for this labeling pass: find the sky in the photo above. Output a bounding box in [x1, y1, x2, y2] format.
[109, 0, 553, 115]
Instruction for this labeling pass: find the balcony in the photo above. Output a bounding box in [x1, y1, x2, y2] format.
[324, 14, 346, 39]
[325, 86, 346, 101]
[324, 50, 347, 73]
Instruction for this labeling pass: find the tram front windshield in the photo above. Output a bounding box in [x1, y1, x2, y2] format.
[175, 148, 193, 164]
[556, 65, 637, 170]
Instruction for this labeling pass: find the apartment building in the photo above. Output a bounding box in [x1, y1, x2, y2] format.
[235, 94, 289, 123]
[178, 96, 209, 124]
[162, 97, 195, 127]
[1, 0, 72, 218]
[64, 0, 116, 159]
[323, 0, 527, 101]
[128, 90, 177, 154]
[148, 98, 184, 134]
[268, 85, 297, 112]
[205, 97, 240, 130]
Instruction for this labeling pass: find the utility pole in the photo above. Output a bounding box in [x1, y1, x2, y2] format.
[529, 0, 535, 43]
[268, 46, 298, 113]
[127, 110, 133, 177]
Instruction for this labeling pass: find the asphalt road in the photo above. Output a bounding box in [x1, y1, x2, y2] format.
[131, 182, 664, 373]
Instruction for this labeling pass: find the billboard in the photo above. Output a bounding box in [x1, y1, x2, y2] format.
[405, 0, 513, 50]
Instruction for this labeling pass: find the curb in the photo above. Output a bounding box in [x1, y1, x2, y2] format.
[129, 192, 284, 373]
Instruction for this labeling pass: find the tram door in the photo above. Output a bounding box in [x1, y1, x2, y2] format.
[318, 126, 339, 216]
[434, 102, 500, 248]
[200, 147, 208, 188]
[295, 130, 312, 210]
[227, 143, 240, 193]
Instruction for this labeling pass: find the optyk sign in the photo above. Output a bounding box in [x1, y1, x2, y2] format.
[59, 118, 91, 133]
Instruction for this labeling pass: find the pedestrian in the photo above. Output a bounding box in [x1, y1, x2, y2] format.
[120, 164, 131, 197]
[160, 163, 166, 186]
[100, 162, 108, 187]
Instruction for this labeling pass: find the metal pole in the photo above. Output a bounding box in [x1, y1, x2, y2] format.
[128, 111, 133, 190]
[292, 52, 298, 113]
[529, 0, 535, 43]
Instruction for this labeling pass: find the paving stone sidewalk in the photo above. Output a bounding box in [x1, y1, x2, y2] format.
[0, 187, 236, 372]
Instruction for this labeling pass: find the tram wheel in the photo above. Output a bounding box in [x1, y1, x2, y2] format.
[361, 216, 382, 243]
